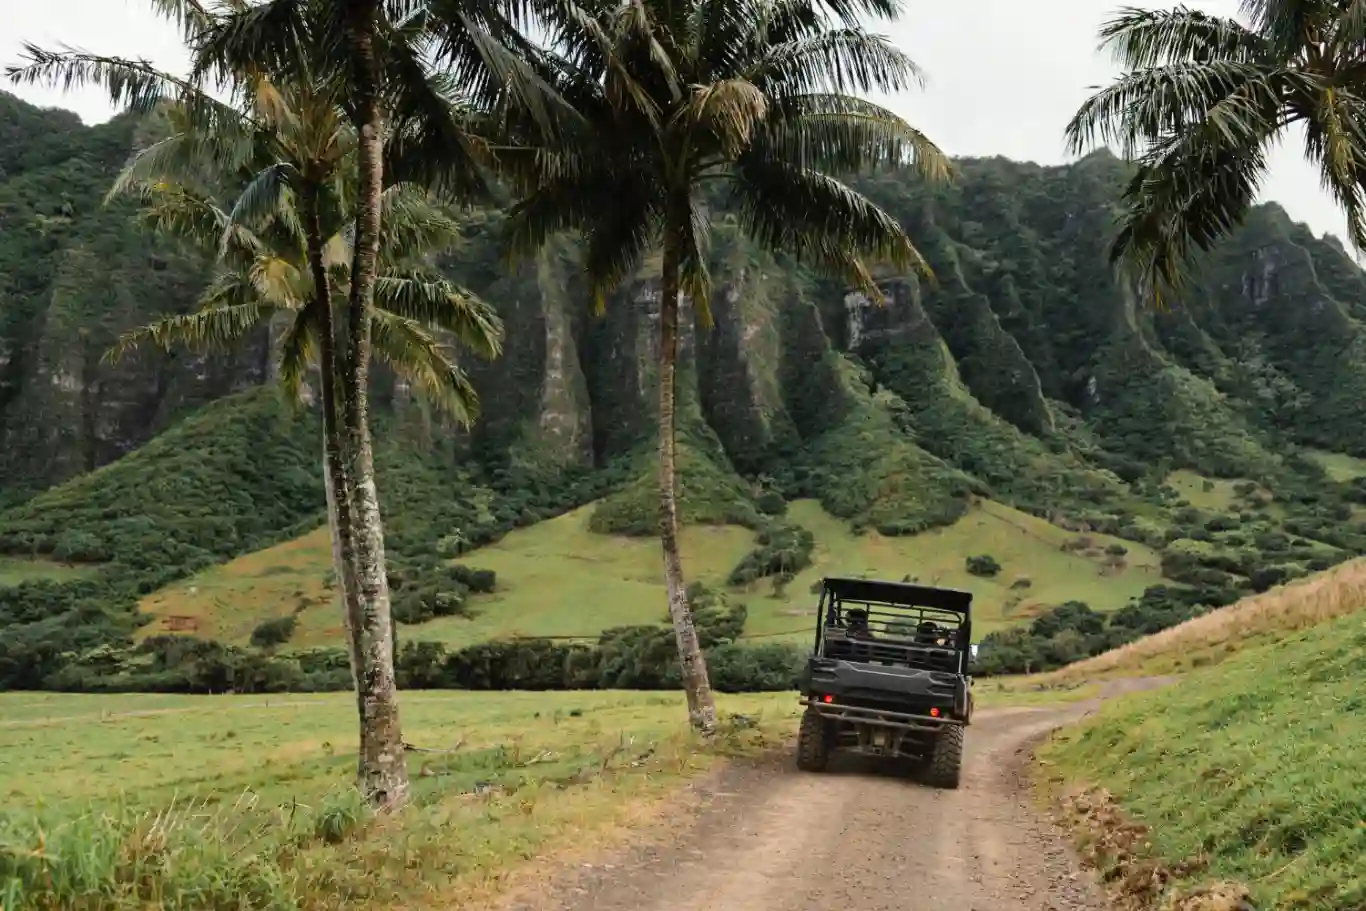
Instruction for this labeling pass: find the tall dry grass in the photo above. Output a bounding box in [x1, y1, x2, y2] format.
[1045, 556, 1366, 681]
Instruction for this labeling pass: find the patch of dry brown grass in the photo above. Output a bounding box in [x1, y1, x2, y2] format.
[1040, 556, 1366, 681]
[1053, 785, 1254, 911]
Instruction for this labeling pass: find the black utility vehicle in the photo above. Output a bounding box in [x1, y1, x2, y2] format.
[795, 576, 975, 788]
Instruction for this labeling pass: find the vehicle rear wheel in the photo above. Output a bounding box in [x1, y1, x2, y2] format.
[924, 724, 964, 789]
[796, 708, 831, 772]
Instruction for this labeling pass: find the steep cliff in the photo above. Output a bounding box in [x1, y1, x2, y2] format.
[0, 94, 268, 506]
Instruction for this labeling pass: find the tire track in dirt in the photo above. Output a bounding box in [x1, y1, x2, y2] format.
[504, 678, 1171, 911]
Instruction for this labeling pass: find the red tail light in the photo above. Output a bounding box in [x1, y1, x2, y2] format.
[822, 694, 834, 703]
[929, 707, 941, 717]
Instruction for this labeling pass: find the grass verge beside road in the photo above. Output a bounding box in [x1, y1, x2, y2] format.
[0, 690, 796, 910]
[1039, 611, 1366, 909]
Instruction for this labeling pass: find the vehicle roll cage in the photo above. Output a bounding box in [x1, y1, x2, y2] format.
[813, 576, 974, 676]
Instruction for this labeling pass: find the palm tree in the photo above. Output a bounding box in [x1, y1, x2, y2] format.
[503, 0, 948, 732]
[1065, 0, 1366, 299]
[169, 0, 566, 805]
[6, 3, 505, 808]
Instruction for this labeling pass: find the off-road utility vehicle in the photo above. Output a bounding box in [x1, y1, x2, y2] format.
[795, 576, 974, 788]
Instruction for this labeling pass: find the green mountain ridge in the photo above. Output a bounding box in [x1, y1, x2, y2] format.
[5, 90, 1366, 689]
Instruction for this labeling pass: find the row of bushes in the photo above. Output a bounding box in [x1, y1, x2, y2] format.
[23, 570, 1341, 693]
[43, 587, 809, 694]
[971, 586, 1211, 676]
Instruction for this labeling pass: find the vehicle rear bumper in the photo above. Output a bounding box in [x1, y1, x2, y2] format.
[799, 697, 964, 732]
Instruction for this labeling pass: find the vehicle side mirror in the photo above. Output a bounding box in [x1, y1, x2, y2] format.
[969, 644, 979, 660]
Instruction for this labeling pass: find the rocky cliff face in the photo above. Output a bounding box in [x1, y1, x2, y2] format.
[3, 91, 1366, 531]
[0, 94, 267, 505]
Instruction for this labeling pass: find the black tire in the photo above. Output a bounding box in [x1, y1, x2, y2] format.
[924, 724, 964, 789]
[796, 708, 831, 772]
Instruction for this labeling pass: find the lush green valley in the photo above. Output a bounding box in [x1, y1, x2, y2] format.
[5, 91, 1366, 693]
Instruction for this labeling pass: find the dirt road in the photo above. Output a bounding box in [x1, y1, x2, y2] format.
[505, 679, 1169, 911]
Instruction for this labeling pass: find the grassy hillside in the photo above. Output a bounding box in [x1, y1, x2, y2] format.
[1036, 553, 1366, 909]
[1041, 606, 1366, 909]
[136, 497, 1163, 650]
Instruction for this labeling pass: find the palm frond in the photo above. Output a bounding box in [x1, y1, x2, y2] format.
[731, 156, 926, 296]
[224, 162, 301, 253]
[374, 273, 504, 358]
[106, 132, 219, 205]
[129, 182, 267, 262]
[104, 294, 268, 364]
[1096, 5, 1266, 68]
[505, 168, 615, 262]
[679, 79, 768, 158]
[6, 44, 193, 113]
[1110, 125, 1271, 301]
[1238, 0, 1319, 61]
[746, 28, 924, 97]
[1301, 83, 1366, 254]
[378, 184, 465, 264]
[422, 0, 589, 137]
[381, 38, 495, 198]
[190, 0, 318, 95]
[1330, 0, 1366, 54]
[248, 254, 310, 308]
[277, 306, 322, 407]
[759, 94, 949, 178]
[1066, 60, 1278, 155]
[813, 0, 903, 28]
[676, 194, 714, 327]
[577, 183, 662, 310]
[370, 310, 482, 426]
[148, 0, 216, 42]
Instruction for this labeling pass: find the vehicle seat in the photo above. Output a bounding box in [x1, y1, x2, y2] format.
[823, 628, 854, 660]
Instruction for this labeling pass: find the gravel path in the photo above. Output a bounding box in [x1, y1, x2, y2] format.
[503, 679, 1169, 911]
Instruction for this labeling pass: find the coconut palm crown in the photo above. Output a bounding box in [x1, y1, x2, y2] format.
[1067, 0, 1366, 301]
[104, 99, 504, 426]
[504, 0, 949, 312]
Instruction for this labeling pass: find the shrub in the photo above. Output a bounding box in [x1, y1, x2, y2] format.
[728, 522, 814, 586]
[249, 615, 298, 649]
[755, 490, 787, 516]
[965, 554, 1002, 577]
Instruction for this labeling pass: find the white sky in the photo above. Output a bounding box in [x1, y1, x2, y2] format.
[0, 0, 1352, 247]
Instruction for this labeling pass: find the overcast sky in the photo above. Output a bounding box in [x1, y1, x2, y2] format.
[0, 0, 1353, 248]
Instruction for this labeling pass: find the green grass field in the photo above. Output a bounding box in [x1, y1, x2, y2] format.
[0, 682, 1082, 910]
[0, 556, 96, 587]
[0, 689, 798, 910]
[136, 498, 1163, 649]
[1041, 602, 1366, 909]
[0, 690, 800, 811]
[1162, 469, 1247, 512]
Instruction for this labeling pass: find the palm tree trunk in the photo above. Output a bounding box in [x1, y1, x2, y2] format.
[302, 180, 368, 728]
[659, 225, 718, 734]
[342, 0, 409, 810]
